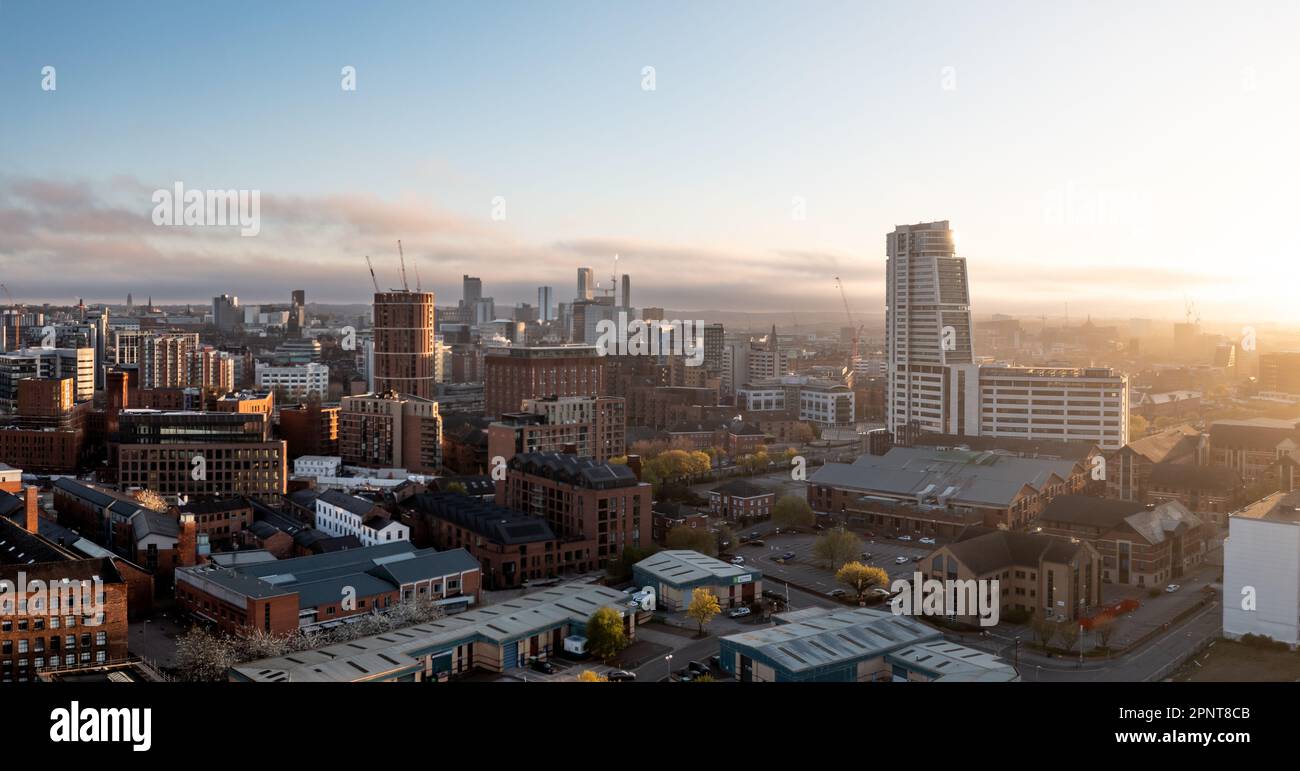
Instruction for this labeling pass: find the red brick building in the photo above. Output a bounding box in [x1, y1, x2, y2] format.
[497, 452, 651, 567]
[709, 479, 774, 521]
[402, 492, 597, 588]
[175, 541, 481, 635]
[483, 345, 604, 419]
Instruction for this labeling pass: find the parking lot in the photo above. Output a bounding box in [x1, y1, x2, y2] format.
[739, 531, 936, 596]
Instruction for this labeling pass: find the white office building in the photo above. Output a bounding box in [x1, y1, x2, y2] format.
[315, 489, 410, 547]
[294, 455, 343, 478]
[256, 362, 330, 400]
[1223, 491, 1300, 648]
[884, 220, 1129, 449]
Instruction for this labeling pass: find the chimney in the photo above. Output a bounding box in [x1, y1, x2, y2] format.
[23, 486, 39, 534]
[626, 454, 643, 481]
[177, 513, 198, 567]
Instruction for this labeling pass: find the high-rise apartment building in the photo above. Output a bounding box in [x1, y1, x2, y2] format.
[886, 221, 972, 435]
[141, 332, 199, 389]
[1261, 352, 1300, 396]
[339, 391, 442, 473]
[0, 347, 94, 411]
[883, 221, 1130, 449]
[372, 290, 437, 400]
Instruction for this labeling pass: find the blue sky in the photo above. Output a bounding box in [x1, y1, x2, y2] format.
[1, 0, 1298, 323]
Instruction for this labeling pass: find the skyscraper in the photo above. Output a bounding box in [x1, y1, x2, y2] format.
[577, 267, 595, 301]
[462, 275, 483, 306]
[620, 274, 631, 309]
[213, 293, 240, 332]
[372, 290, 437, 400]
[538, 286, 555, 321]
[885, 221, 971, 435]
[289, 289, 306, 334]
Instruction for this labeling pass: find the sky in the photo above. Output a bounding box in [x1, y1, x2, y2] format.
[1, 0, 1298, 323]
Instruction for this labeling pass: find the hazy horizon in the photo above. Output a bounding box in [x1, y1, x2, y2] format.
[3, 0, 1297, 322]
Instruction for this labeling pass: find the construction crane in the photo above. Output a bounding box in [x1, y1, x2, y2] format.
[364, 256, 379, 293]
[834, 276, 862, 365]
[397, 239, 408, 289]
[413, 258, 422, 292]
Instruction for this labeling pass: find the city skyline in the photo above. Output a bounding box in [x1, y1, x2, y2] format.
[3, 1, 1299, 321]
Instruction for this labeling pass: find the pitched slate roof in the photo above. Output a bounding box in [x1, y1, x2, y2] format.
[946, 530, 1085, 576]
[710, 479, 770, 498]
[1148, 462, 1240, 491]
[404, 493, 557, 545]
[1123, 425, 1201, 463]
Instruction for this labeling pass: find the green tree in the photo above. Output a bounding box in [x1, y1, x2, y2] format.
[686, 588, 721, 636]
[586, 607, 629, 661]
[812, 528, 863, 570]
[444, 481, 467, 495]
[1128, 414, 1149, 438]
[772, 495, 815, 530]
[665, 525, 718, 557]
[835, 561, 891, 602]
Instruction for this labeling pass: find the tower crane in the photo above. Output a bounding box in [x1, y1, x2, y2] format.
[834, 276, 862, 365]
[364, 256, 380, 293]
[397, 240, 409, 291]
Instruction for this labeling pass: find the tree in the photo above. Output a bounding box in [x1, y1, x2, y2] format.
[174, 627, 239, 682]
[793, 422, 818, 443]
[576, 670, 608, 682]
[665, 525, 718, 557]
[1093, 615, 1120, 654]
[586, 607, 628, 661]
[772, 495, 814, 530]
[1057, 620, 1081, 654]
[835, 561, 891, 602]
[716, 524, 737, 552]
[1031, 616, 1056, 648]
[444, 481, 467, 495]
[691, 672, 715, 683]
[686, 588, 721, 636]
[1128, 414, 1149, 438]
[131, 488, 170, 513]
[812, 528, 862, 570]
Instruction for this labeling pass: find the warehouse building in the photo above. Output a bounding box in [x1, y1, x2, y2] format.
[229, 583, 636, 681]
[632, 549, 761, 610]
[718, 607, 1018, 682]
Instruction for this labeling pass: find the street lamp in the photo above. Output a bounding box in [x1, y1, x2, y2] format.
[664, 654, 674, 682]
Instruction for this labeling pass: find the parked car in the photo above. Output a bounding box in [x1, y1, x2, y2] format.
[730, 555, 745, 565]
[864, 531, 876, 538]
[1165, 584, 1181, 593]
[919, 537, 936, 545]
[869, 587, 892, 598]
[779, 551, 796, 561]
[688, 661, 710, 675]
[708, 655, 721, 670]
[897, 535, 913, 542]
[860, 552, 873, 561]
[828, 589, 848, 598]
[728, 606, 752, 618]
[748, 531, 760, 540]
[606, 670, 637, 682]
[528, 658, 556, 674]
[675, 669, 695, 682]
[911, 555, 923, 562]
[895, 556, 910, 565]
